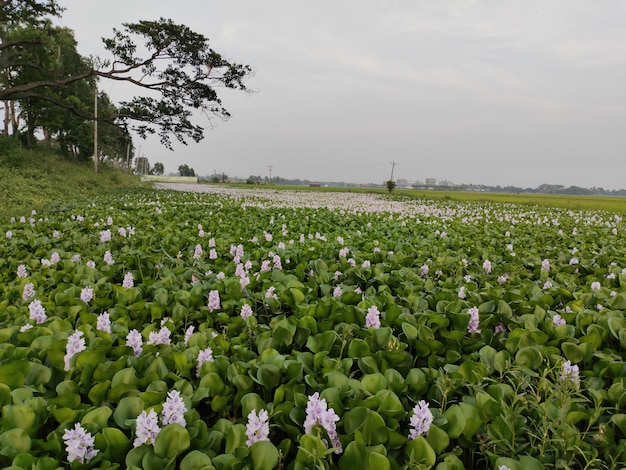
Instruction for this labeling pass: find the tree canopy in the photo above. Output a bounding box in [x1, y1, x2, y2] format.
[1, 0, 252, 155]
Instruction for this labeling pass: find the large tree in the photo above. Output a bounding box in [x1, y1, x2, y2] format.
[1, 1, 252, 148]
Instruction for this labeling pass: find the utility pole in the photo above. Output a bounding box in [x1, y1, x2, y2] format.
[93, 84, 98, 174]
[390, 161, 396, 181]
[267, 165, 273, 185]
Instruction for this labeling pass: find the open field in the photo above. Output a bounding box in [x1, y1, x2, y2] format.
[2, 181, 626, 469]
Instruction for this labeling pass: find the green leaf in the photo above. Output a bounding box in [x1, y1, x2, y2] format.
[102, 427, 131, 462]
[514, 346, 543, 370]
[442, 405, 466, 439]
[343, 407, 388, 445]
[405, 436, 436, 466]
[561, 342, 583, 363]
[368, 451, 390, 470]
[0, 429, 31, 456]
[249, 440, 279, 470]
[180, 450, 214, 470]
[82, 406, 113, 430]
[113, 396, 145, 429]
[154, 423, 190, 459]
[426, 424, 449, 454]
[240, 393, 267, 419]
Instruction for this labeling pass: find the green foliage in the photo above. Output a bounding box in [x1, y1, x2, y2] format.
[2, 185, 626, 468]
[0, 142, 141, 220]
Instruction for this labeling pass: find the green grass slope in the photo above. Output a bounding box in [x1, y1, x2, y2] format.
[0, 139, 142, 221]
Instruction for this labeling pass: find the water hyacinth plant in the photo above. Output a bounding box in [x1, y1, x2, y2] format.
[1, 185, 626, 469]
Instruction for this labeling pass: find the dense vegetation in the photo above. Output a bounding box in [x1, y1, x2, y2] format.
[1, 0, 251, 164]
[2, 175, 626, 469]
[0, 139, 141, 220]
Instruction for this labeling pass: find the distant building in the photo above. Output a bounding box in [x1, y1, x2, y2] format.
[425, 178, 437, 185]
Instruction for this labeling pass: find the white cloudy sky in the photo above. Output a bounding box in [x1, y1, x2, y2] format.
[59, 1, 626, 189]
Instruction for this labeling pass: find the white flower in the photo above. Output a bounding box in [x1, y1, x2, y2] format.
[161, 390, 187, 427]
[97, 311, 112, 334]
[409, 400, 433, 439]
[64, 330, 87, 371]
[63, 423, 98, 463]
[245, 409, 270, 446]
[134, 409, 160, 447]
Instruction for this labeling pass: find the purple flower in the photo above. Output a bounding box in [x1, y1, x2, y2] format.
[100, 229, 112, 243]
[184, 325, 195, 346]
[494, 322, 507, 334]
[196, 347, 214, 377]
[482, 259, 492, 274]
[104, 250, 115, 265]
[63, 423, 98, 463]
[161, 390, 188, 427]
[86, 260, 96, 268]
[265, 286, 277, 300]
[409, 400, 433, 439]
[64, 330, 87, 371]
[50, 252, 60, 264]
[467, 307, 481, 334]
[209, 248, 218, 259]
[134, 409, 160, 447]
[80, 286, 94, 304]
[123, 272, 134, 288]
[126, 329, 143, 357]
[193, 244, 203, 259]
[97, 311, 112, 333]
[458, 286, 466, 299]
[365, 305, 381, 329]
[246, 409, 270, 446]
[560, 360, 580, 389]
[118, 227, 127, 237]
[22, 282, 35, 301]
[208, 290, 221, 311]
[16, 264, 28, 278]
[240, 304, 253, 320]
[552, 314, 566, 327]
[147, 326, 171, 346]
[28, 299, 47, 323]
[5, 230, 12, 239]
[591, 281, 601, 292]
[541, 259, 550, 272]
[304, 393, 342, 454]
[333, 286, 343, 298]
[420, 264, 429, 276]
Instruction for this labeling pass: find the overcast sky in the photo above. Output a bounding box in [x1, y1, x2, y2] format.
[60, 1, 626, 189]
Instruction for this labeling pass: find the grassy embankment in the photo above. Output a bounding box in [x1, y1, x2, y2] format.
[0, 138, 142, 221]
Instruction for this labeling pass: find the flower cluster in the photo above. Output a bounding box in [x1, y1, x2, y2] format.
[560, 360, 580, 389]
[161, 390, 188, 427]
[80, 286, 94, 304]
[240, 304, 253, 320]
[63, 423, 99, 463]
[22, 282, 35, 301]
[467, 306, 481, 334]
[64, 330, 87, 371]
[365, 305, 381, 329]
[97, 311, 112, 333]
[134, 409, 160, 447]
[196, 347, 214, 377]
[126, 329, 143, 357]
[28, 299, 47, 323]
[409, 400, 433, 439]
[245, 409, 270, 446]
[304, 392, 342, 453]
[123, 272, 134, 288]
[147, 326, 172, 346]
[208, 290, 221, 311]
